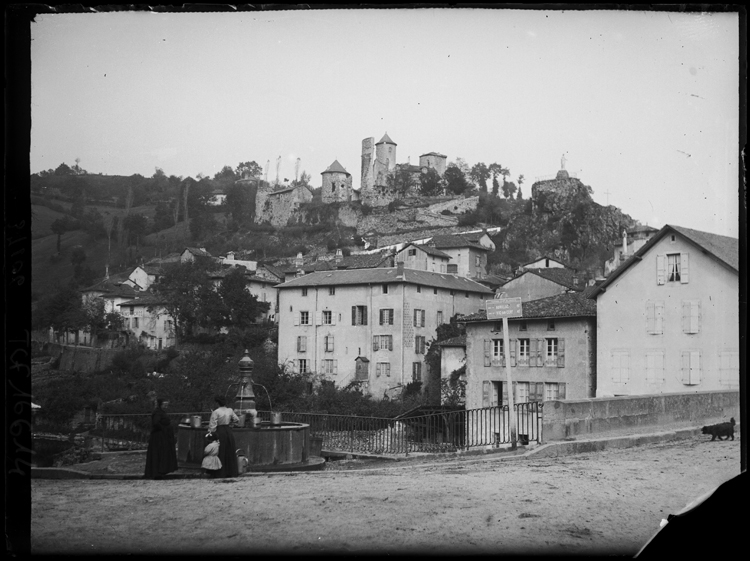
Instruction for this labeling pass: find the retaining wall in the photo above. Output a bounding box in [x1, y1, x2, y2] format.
[543, 390, 740, 441]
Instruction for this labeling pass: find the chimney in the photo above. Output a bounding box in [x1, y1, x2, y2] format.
[335, 248, 343, 263]
[295, 252, 304, 268]
[396, 262, 404, 278]
[622, 229, 627, 256]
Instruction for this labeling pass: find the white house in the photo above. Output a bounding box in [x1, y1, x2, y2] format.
[275, 263, 493, 397]
[590, 224, 739, 397]
[117, 293, 176, 350]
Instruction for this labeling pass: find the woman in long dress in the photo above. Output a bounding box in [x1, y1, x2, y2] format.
[144, 398, 178, 479]
[208, 396, 240, 478]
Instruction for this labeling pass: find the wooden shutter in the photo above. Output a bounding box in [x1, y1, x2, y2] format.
[680, 253, 689, 283]
[656, 254, 666, 285]
[331, 312, 336, 326]
[529, 339, 538, 367]
[390, 309, 394, 325]
[414, 309, 418, 326]
[502, 382, 508, 407]
[655, 301, 664, 334]
[646, 301, 655, 333]
[681, 351, 691, 384]
[379, 309, 384, 325]
[510, 339, 517, 367]
[691, 350, 701, 384]
[482, 381, 490, 407]
[484, 340, 491, 367]
[363, 306, 368, 325]
[388, 336, 393, 351]
[537, 339, 545, 367]
[352, 306, 357, 325]
[621, 352, 630, 382]
[373, 336, 379, 351]
[333, 360, 338, 374]
[557, 338, 565, 368]
[501, 341, 506, 367]
[691, 300, 701, 333]
[386, 363, 391, 377]
[529, 382, 543, 402]
[558, 383, 566, 399]
[421, 310, 426, 327]
[293, 313, 299, 326]
[315, 311, 322, 326]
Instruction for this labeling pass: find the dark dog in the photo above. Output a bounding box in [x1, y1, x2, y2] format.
[701, 418, 736, 441]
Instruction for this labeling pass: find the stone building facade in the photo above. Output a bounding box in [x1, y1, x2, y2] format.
[321, 160, 354, 203]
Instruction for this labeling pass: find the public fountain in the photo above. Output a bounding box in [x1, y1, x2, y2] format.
[176, 350, 325, 472]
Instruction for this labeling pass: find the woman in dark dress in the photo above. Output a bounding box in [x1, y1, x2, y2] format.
[144, 398, 178, 479]
[208, 396, 240, 478]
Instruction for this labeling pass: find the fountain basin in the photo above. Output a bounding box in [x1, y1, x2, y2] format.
[177, 421, 325, 472]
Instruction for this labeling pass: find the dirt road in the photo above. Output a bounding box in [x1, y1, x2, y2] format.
[31, 437, 741, 555]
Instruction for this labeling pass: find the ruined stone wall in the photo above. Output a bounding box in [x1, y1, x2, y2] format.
[322, 173, 353, 203]
[360, 137, 375, 197]
[427, 196, 478, 215]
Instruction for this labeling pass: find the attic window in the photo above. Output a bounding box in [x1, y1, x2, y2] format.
[670, 235, 676, 243]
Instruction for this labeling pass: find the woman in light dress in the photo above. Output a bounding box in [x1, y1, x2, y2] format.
[207, 396, 239, 478]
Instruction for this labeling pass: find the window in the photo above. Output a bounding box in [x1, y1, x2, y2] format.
[447, 264, 458, 274]
[133, 317, 139, 328]
[645, 350, 665, 384]
[434, 288, 438, 295]
[611, 351, 630, 383]
[417, 285, 421, 293]
[297, 359, 309, 374]
[482, 381, 502, 407]
[415, 336, 426, 354]
[129, 306, 135, 316]
[545, 383, 567, 401]
[667, 254, 681, 282]
[475, 255, 481, 267]
[681, 350, 701, 385]
[493, 322, 503, 332]
[302, 288, 308, 296]
[164, 320, 173, 331]
[408, 248, 416, 256]
[297, 336, 307, 353]
[382, 284, 389, 294]
[376, 362, 391, 377]
[547, 320, 555, 331]
[492, 339, 504, 363]
[519, 321, 527, 332]
[545, 338, 558, 363]
[682, 300, 701, 334]
[379, 309, 394, 325]
[719, 351, 739, 387]
[657, 252, 689, 285]
[515, 382, 530, 403]
[321, 359, 338, 375]
[322, 310, 333, 325]
[352, 305, 368, 325]
[412, 362, 422, 382]
[299, 311, 310, 325]
[646, 301, 665, 334]
[437, 311, 444, 325]
[518, 339, 530, 366]
[465, 292, 469, 298]
[329, 287, 336, 296]
[413, 309, 426, 327]
[324, 335, 334, 352]
[373, 335, 393, 351]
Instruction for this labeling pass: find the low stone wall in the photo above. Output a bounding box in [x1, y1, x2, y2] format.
[542, 390, 740, 441]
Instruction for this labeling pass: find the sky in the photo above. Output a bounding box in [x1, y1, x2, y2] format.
[30, 8, 740, 237]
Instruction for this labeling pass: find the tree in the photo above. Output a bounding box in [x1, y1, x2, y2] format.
[491, 176, 500, 197]
[214, 165, 237, 181]
[50, 218, 69, 253]
[501, 180, 518, 199]
[122, 214, 148, 250]
[152, 200, 176, 232]
[470, 162, 490, 192]
[217, 267, 271, 330]
[236, 161, 262, 179]
[225, 181, 251, 224]
[443, 164, 470, 196]
[419, 167, 443, 196]
[54, 162, 73, 176]
[387, 165, 417, 195]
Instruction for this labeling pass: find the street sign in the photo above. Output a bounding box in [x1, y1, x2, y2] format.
[485, 297, 523, 320]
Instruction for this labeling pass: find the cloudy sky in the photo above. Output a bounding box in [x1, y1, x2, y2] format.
[30, 8, 739, 237]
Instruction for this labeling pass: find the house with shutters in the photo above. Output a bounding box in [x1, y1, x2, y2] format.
[394, 243, 452, 274]
[116, 292, 176, 350]
[459, 292, 597, 411]
[590, 224, 739, 397]
[275, 263, 493, 398]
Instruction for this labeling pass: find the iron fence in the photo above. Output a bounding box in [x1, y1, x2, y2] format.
[94, 403, 543, 456]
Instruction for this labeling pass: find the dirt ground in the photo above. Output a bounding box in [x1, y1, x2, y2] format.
[31, 437, 741, 555]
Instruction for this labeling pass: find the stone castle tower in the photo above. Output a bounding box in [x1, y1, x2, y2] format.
[361, 133, 397, 205]
[418, 152, 447, 176]
[321, 160, 353, 203]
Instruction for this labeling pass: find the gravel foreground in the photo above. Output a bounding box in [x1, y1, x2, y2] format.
[32, 437, 741, 555]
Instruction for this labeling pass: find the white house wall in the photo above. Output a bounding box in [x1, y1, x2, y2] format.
[596, 235, 739, 396]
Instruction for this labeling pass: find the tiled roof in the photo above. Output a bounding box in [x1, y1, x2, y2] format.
[413, 244, 451, 259]
[321, 160, 350, 176]
[377, 132, 396, 145]
[184, 247, 213, 257]
[521, 255, 569, 268]
[81, 279, 138, 299]
[429, 234, 488, 251]
[259, 264, 285, 280]
[138, 265, 164, 276]
[335, 253, 392, 270]
[437, 335, 467, 347]
[513, 268, 582, 291]
[277, 260, 335, 274]
[591, 224, 739, 297]
[276, 267, 494, 294]
[117, 293, 169, 307]
[420, 152, 447, 158]
[459, 292, 596, 323]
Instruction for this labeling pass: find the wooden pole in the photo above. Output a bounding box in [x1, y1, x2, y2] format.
[503, 316, 517, 449]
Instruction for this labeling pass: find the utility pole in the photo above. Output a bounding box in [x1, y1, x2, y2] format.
[275, 156, 281, 186]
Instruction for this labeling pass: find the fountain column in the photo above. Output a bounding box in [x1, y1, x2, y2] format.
[234, 350, 257, 426]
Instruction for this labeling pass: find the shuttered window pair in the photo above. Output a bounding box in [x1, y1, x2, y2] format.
[412, 363, 422, 382]
[297, 336, 307, 353]
[681, 300, 701, 334]
[413, 309, 426, 327]
[611, 351, 630, 383]
[481, 381, 564, 407]
[681, 350, 701, 385]
[484, 338, 565, 367]
[645, 301, 665, 334]
[373, 335, 393, 352]
[352, 306, 368, 325]
[324, 335, 334, 352]
[645, 350, 665, 384]
[656, 252, 689, 285]
[415, 336, 427, 354]
[379, 309, 394, 325]
[376, 362, 391, 377]
[321, 359, 338, 375]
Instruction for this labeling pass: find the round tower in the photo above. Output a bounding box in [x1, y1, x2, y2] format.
[321, 160, 353, 203]
[375, 132, 397, 180]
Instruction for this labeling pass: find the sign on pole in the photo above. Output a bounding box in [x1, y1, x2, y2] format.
[485, 297, 523, 449]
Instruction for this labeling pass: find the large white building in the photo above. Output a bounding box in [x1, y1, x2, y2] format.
[276, 263, 494, 397]
[591, 225, 739, 397]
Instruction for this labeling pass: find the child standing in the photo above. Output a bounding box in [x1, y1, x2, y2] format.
[202, 433, 222, 478]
